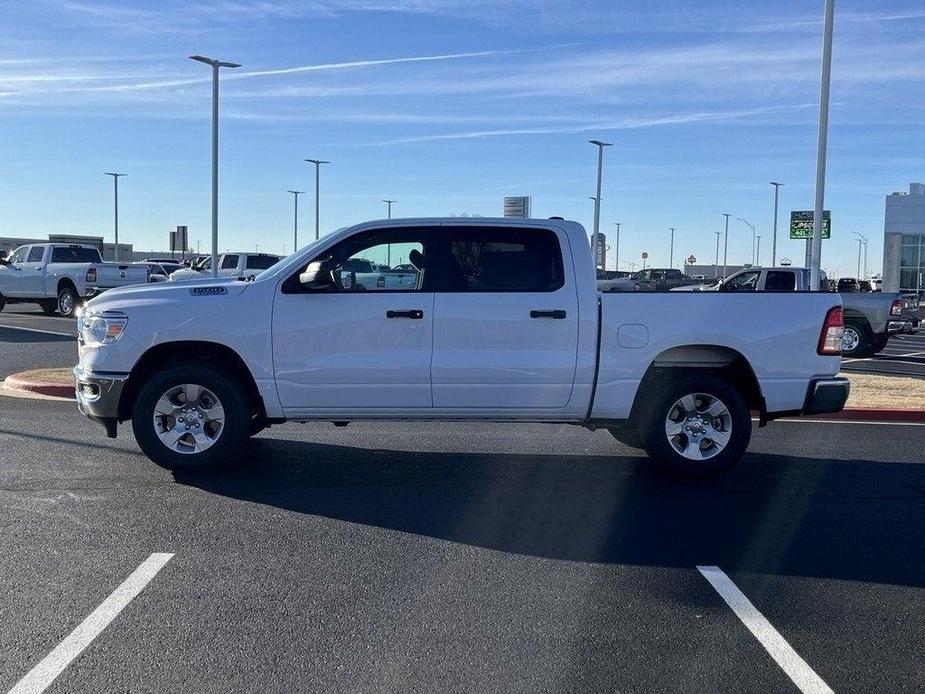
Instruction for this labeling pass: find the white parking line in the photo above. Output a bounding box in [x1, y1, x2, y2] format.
[697, 566, 833, 694]
[0, 324, 74, 339]
[7, 553, 174, 694]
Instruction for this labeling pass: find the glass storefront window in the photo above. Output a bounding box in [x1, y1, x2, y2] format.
[899, 234, 924, 293]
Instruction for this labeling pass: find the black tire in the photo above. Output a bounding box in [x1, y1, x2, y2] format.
[608, 422, 645, 449]
[0, 293, 5, 312]
[57, 285, 80, 318]
[871, 334, 889, 354]
[38, 299, 58, 315]
[842, 319, 873, 358]
[644, 374, 751, 478]
[131, 362, 251, 470]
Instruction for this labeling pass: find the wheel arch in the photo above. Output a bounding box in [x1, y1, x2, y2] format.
[118, 340, 266, 423]
[628, 344, 764, 422]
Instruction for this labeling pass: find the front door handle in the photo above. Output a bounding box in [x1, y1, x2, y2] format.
[530, 309, 567, 319]
[386, 309, 424, 319]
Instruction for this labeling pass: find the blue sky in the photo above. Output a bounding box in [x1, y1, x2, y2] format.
[1, 1, 923, 276]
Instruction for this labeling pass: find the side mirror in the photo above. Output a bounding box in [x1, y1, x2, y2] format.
[299, 260, 335, 289]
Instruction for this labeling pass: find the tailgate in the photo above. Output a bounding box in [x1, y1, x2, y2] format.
[91, 264, 149, 289]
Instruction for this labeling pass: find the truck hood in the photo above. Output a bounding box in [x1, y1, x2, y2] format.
[83, 277, 250, 313]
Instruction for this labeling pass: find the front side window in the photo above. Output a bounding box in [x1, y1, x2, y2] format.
[27, 246, 45, 262]
[724, 270, 761, 292]
[8, 247, 27, 264]
[440, 227, 564, 292]
[285, 227, 430, 293]
[220, 255, 239, 270]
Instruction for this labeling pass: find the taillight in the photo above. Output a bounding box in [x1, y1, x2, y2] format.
[85, 267, 97, 283]
[890, 298, 903, 316]
[818, 306, 844, 355]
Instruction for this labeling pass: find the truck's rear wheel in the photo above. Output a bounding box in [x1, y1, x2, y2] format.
[841, 320, 872, 358]
[0, 294, 5, 313]
[57, 285, 79, 318]
[131, 363, 250, 470]
[644, 374, 750, 478]
[38, 299, 58, 315]
[872, 334, 889, 354]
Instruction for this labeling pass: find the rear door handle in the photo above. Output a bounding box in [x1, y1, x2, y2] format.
[386, 309, 424, 319]
[530, 309, 567, 319]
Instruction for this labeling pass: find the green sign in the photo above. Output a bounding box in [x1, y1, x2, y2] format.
[790, 210, 831, 239]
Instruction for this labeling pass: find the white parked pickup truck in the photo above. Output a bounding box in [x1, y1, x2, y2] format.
[168, 252, 281, 282]
[0, 243, 149, 317]
[74, 218, 849, 477]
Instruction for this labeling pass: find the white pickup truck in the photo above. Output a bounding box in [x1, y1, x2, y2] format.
[73, 218, 848, 477]
[168, 252, 281, 282]
[0, 243, 149, 317]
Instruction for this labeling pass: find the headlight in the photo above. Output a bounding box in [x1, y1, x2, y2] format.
[78, 310, 129, 346]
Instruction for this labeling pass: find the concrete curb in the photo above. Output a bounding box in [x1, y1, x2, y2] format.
[3, 373, 74, 399]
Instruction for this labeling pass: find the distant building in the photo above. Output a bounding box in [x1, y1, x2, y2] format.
[0, 234, 137, 262]
[883, 183, 925, 296]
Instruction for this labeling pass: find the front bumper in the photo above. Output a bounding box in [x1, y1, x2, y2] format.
[803, 377, 850, 415]
[74, 366, 128, 437]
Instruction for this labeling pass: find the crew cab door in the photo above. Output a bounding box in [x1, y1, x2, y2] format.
[272, 226, 435, 411]
[431, 225, 579, 409]
[1, 246, 30, 297]
[20, 245, 47, 296]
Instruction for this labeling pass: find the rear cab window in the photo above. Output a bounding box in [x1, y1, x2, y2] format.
[438, 226, 564, 292]
[220, 255, 240, 270]
[51, 246, 101, 263]
[245, 255, 279, 271]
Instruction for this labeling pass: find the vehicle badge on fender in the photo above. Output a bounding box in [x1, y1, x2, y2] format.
[190, 286, 227, 296]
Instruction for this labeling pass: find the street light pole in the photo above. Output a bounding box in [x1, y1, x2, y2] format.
[737, 217, 757, 265]
[588, 140, 612, 270]
[770, 182, 784, 266]
[668, 227, 676, 268]
[853, 232, 867, 279]
[810, 0, 836, 291]
[305, 159, 330, 240]
[189, 55, 241, 278]
[613, 222, 621, 271]
[104, 172, 126, 261]
[714, 231, 721, 278]
[383, 199, 395, 219]
[756, 235, 761, 266]
[288, 190, 305, 252]
[722, 213, 731, 278]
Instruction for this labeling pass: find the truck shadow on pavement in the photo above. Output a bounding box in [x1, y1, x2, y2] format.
[174, 439, 925, 588]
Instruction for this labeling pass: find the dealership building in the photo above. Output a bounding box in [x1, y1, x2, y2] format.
[883, 182, 925, 296]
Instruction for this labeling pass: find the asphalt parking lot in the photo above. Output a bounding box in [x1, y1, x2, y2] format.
[840, 330, 925, 379]
[1, 304, 924, 693]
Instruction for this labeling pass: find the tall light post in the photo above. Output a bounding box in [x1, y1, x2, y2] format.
[853, 232, 867, 279]
[810, 0, 836, 291]
[613, 222, 621, 271]
[756, 235, 762, 266]
[104, 172, 126, 261]
[588, 140, 612, 268]
[770, 182, 784, 266]
[383, 199, 396, 267]
[722, 213, 731, 278]
[288, 190, 305, 252]
[189, 55, 241, 278]
[668, 227, 676, 268]
[304, 158, 330, 240]
[737, 217, 757, 265]
[383, 199, 395, 219]
[714, 231, 721, 278]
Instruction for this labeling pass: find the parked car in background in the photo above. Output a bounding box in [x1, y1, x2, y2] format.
[339, 257, 421, 290]
[135, 262, 170, 283]
[599, 267, 701, 292]
[858, 280, 872, 292]
[169, 252, 282, 282]
[74, 218, 848, 478]
[0, 243, 148, 317]
[837, 277, 860, 293]
[675, 266, 918, 356]
[142, 258, 185, 274]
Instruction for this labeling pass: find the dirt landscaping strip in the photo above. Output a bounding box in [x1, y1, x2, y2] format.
[3, 367, 74, 399]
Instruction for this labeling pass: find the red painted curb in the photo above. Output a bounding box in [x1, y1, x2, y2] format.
[3, 373, 74, 399]
[808, 407, 925, 423]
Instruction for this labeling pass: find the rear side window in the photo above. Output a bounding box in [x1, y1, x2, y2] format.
[220, 255, 239, 269]
[440, 227, 564, 292]
[51, 246, 101, 263]
[765, 271, 796, 292]
[245, 255, 279, 270]
[27, 246, 44, 262]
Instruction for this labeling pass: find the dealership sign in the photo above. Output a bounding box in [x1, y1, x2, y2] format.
[790, 210, 831, 239]
[503, 196, 531, 219]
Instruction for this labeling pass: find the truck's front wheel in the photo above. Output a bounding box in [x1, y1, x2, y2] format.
[131, 363, 250, 470]
[644, 374, 751, 478]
